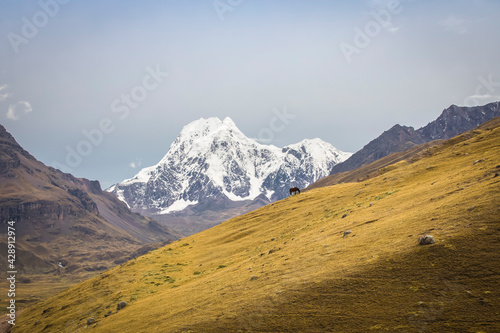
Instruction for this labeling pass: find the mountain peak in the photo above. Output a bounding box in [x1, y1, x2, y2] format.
[293, 137, 326, 145]
[180, 117, 220, 137]
[222, 116, 236, 126]
[1, 124, 38, 170]
[180, 117, 237, 137]
[109, 117, 352, 218]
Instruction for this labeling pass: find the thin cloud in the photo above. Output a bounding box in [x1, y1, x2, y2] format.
[366, 0, 402, 33]
[463, 94, 500, 107]
[0, 84, 12, 102]
[130, 160, 142, 169]
[439, 15, 467, 34]
[250, 137, 273, 144]
[467, 94, 500, 99]
[6, 101, 32, 121]
[387, 26, 400, 33]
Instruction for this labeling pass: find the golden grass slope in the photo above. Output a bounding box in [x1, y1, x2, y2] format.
[14, 120, 500, 332]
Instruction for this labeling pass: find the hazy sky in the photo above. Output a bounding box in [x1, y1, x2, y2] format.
[1, 0, 499, 189]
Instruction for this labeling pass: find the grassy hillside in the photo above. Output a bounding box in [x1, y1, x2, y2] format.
[306, 117, 500, 191]
[14, 119, 500, 332]
[0, 124, 180, 312]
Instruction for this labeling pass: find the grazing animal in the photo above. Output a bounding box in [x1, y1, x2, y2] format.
[289, 187, 301, 196]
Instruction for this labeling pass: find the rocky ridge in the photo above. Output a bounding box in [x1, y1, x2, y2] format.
[330, 101, 500, 175]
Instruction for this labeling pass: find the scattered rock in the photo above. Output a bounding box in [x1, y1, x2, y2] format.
[473, 159, 485, 165]
[341, 214, 348, 218]
[104, 311, 113, 317]
[250, 276, 257, 281]
[468, 206, 476, 211]
[418, 235, 435, 245]
[268, 248, 277, 254]
[116, 301, 128, 311]
[87, 318, 95, 326]
[343, 230, 352, 238]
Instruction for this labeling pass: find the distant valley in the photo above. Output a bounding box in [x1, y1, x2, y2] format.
[0, 125, 180, 308]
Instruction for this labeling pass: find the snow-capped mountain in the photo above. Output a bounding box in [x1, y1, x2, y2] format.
[108, 117, 351, 215]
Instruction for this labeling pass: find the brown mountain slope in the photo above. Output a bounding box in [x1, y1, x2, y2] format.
[0, 124, 181, 307]
[13, 112, 500, 332]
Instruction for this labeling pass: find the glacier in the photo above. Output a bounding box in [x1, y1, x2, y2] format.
[108, 117, 352, 215]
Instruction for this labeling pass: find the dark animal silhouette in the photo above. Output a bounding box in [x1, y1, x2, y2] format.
[289, 187, 300, 196]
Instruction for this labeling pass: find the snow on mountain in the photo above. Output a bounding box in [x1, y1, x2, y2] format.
[108, 117, 352, 215]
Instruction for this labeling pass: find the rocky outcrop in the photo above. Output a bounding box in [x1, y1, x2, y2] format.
[0, 200, 80, 221]
[418, 235, 436, 245]
[67, 188, 99, 214]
